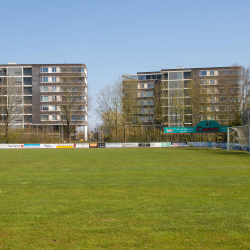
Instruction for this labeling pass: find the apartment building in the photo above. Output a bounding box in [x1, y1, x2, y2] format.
[0, 63, 87, 141]
[122, 66, 240, 128]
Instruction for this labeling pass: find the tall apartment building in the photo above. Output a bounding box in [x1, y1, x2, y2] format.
[0, 63, 87, 141]
[123, 66, 240, 128]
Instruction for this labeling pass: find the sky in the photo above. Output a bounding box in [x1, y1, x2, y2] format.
[1, 0, 250, 129]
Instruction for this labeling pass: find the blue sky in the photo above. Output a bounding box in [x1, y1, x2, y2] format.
[1, 0, 250, 128]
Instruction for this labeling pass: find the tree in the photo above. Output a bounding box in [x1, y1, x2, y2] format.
[53, 66, 86, 143]
[186, 76, 209, 126]
[96, 80, 123, 142]
[122, 78, 139, 142]
[96, 85, 115, 142]
[0, 76, 23, 142]
[217, 65, 250, 125]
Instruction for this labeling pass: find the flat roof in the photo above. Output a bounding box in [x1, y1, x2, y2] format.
[136, 66, 236, 75]
[0, 63, 86, 67]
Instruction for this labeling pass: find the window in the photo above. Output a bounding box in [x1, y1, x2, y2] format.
[12, 77, 22, 85]
[70, 67, 85, 73]
[169, 81, 183, 88]
[148, 100, 154, 105]
[0, 68, 6, 76]
[41, 115, 49, 121]
[41, 96, 49, 102]
[169, 72, 182, 80]
[72, 115, 85, 121]
[24, 115, 32, 123]
[148, 108, 154, 114]
[76, 96, 84, 101]
[210, 70, 214, 76]
[41, 77, 48, 82]
[139, 100, 146, 106]
[52, 67, 57, 73]
[23, 77, 32, 85]
[147, 83, 153, 89]
[184, 72, 191, 79]
[51, 86, 57, 92]
[138, 75, 146, 80]
[211, 106, 216, 111]
[24, 106, 32, 114]
[211, 97, 216, 103]
[140, 84, 145, 89]
[8, 68, 22, 76]
[41, 105, 49, 111]
[52, 115, 57, 121]
[24, 96, 32, 104]
[51, 105, 57, 111]
[139, 92, 145, 97]
[200, 80, 207, 85]
[24, 87, 32, 95]
[23, 68, 32, 76]
[199, 71, 207, 76]
[164, 73, 168, 80]
[147, 91, 154, 97]
[41, 67, 48, 73]
[140, 117, 146, 122]
[209, 79, 215, 85]
[52, 77, 57, 82]
[41, 86, 49, 92]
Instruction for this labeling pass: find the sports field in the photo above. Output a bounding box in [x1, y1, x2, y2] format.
[0, 148, 249, 249]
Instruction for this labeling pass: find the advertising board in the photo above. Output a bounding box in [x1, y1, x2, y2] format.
[138, 143, 150, 147]
[171, 142, 187, 147]
[0, 144, 24, 149]
[40, 144, 57, 148]
[187, 142, 206, 147]
[164, 120, 229, 134]
[105, 143, 122, 148]
[23, 144, 40, 148]
[56, 144, 74, 148]
[97, 143, 105, 148]
[74, 143, 89, 148]
[122, 143, 138, 148]
[89, 143, 98, 148]
[161, 142, 171, 147]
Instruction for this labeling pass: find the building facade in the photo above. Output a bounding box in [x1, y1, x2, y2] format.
[0, 63, 87, 141]
[123, 66, 240, 128]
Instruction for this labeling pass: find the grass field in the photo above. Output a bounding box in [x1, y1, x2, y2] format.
[0, 148, 249, 249]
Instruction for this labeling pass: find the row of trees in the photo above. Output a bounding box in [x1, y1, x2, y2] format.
[96, 65, 250, 142]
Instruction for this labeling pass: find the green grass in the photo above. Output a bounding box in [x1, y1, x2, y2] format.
[0, 148, 250, 249]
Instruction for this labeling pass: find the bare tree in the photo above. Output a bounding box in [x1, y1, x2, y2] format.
[96, 80, 124, 142]
[96, 85, 115, 141]
[122, 79, 139, 142]
[187, 76, 209, 125]
[112, 79, 123, 141]
[0, 76, 23, 142]
[53, 66, 86, 143]
[217, 65, 250, 125]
